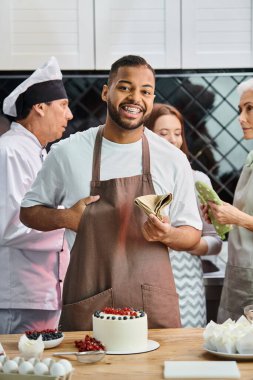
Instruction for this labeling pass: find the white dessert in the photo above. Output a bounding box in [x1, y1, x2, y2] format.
[92, 307, 148, 352]
[18, 334, 44, 360]
[236, 330, 253, 354]
[203, 315, 253, 354]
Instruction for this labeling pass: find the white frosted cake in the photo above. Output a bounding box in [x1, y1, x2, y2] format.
[92, 307, 148, 352]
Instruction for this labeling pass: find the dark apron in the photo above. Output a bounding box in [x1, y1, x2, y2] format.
[60, 126, 180, 331]
[218, 159, 253, 323]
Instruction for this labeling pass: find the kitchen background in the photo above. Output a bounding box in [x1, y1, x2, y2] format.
[1, 0, 253, 321]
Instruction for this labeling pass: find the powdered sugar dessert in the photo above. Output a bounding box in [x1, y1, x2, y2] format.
[18, 334, 44, 359]
[92, 307, 148, 352]
[203, 315, 253, 354]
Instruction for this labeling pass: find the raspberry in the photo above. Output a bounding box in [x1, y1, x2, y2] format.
[74, 334, 105, 352]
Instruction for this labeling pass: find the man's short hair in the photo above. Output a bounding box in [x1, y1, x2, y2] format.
[108, 55, 155, 86]
[15, 101, 52, 122]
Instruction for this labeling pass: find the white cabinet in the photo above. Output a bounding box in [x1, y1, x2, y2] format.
[0, 0, 94, 70]
[94, 0, 253, 69]
[94, 0, 181, 70]
[181, 0, 253, 69]
[0, 0, 252, 70]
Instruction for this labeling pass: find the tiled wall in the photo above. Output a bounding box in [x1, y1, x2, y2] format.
[1, 70, 253, 204]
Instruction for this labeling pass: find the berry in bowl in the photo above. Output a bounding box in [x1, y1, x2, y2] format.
[53, 335, 106, 364]
[25, 329, 64, 349]
[74, 334, 105, 352]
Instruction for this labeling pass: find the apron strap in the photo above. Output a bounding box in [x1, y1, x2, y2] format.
[92, 125, 104, 182]
[92, 125, 151, 181]
[142, 128, 151, 175]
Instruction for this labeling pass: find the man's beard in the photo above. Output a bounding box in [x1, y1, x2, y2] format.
[107, 100, 150, 131]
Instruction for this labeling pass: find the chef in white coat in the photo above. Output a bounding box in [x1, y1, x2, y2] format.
[206, 78, 253, 322]
[0, 56, 73, 333]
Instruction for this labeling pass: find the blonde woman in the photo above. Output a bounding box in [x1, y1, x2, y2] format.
[205, 79, 253, 323]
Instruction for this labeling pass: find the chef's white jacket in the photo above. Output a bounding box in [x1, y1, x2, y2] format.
[0, 123, 69, 309]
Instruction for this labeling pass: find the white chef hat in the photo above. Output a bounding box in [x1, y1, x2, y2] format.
[3, 56, 67, 117]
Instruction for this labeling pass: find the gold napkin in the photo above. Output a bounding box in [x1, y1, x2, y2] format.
[134, 194, 173, 221]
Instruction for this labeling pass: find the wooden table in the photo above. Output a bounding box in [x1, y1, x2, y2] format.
[1, 329, 253, 379]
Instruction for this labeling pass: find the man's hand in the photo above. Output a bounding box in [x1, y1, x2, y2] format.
[69, 195, 100, 232]
[142, 214, 172, 243]
[20, 195, 100, 232]
[141, 213, 201, 251]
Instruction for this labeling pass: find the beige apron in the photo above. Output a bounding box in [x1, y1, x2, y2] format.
[60, 126, 180, 331]
[218, 153, 253, 322]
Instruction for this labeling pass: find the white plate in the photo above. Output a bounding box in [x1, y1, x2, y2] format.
[106, 339, 160, 355]
[204, 347, 253, 360]
[43, 334, 64, 349]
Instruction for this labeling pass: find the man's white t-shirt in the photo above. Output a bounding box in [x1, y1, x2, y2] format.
[22, 126, 202, 249]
